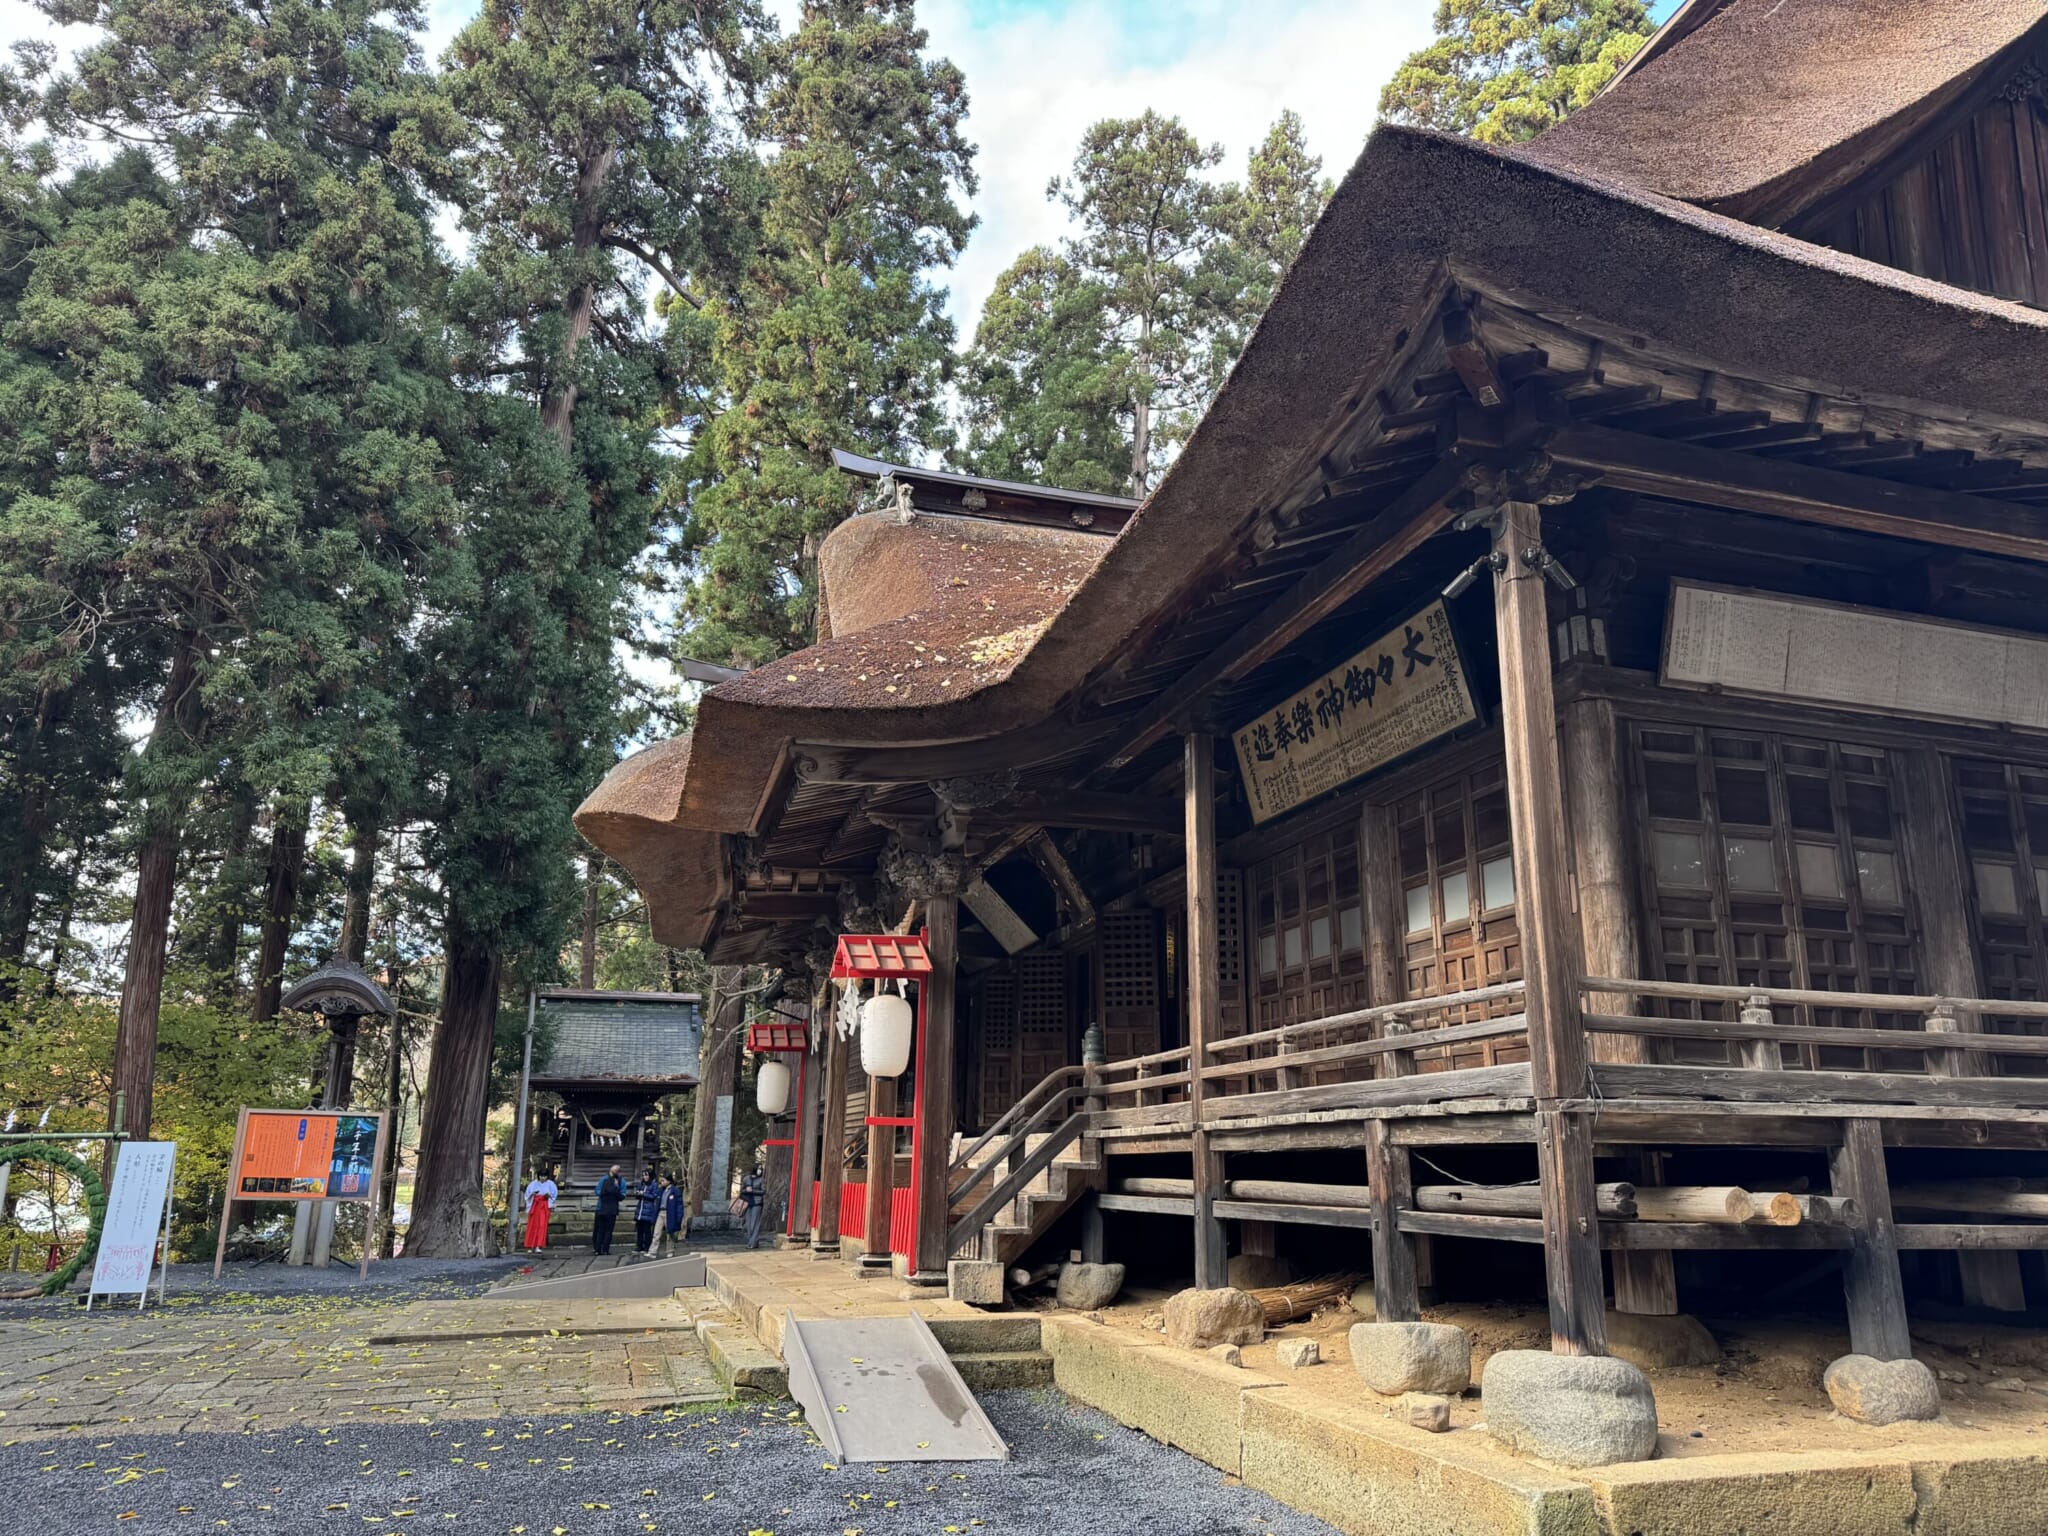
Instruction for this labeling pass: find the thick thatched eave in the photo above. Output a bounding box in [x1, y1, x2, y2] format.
[1523, 0, 2047, 224]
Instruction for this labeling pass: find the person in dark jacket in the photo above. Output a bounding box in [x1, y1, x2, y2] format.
[654, 1174, 687, 1258]
[591, 1164, 624, 1256]
[633, 1170, 661, 1255]
[740, 1165, 766, 1250]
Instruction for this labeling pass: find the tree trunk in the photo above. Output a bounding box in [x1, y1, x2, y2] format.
[686, 972, 745, 1219]
[253, 817, 307, 1022]
[202, 794, 256, 980]
[580, 853, 600, 989]
[340, 812, 381, 966]
[402, 926, 501, 1257]
[1129, 312, 1153, 494]
[539, 146, 618, 451]
[109, 640, 200, 1143]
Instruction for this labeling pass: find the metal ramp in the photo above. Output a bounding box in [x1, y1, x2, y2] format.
[783, 1309, 1009, 1462]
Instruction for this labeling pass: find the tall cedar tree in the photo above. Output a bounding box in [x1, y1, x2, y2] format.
[959, 112, 1326, 497]
[1380, 0, 1652, 144]
[674, 0, 976, 668]
[12, 0, 453, 1138]
[406, 0, 760, 1256]
[0, 68, 128, 987]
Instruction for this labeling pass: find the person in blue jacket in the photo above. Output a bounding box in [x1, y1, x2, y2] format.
[632, 1169, 661, 1255]
[655, 1173, 687, 1258]
[591, 1164, 624, 1256]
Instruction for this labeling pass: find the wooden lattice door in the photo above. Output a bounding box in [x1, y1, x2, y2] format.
[1395, 760, 1527, 1070]
[1630, 725, 1923, 1070]
[1096, 909, 1164, 1061]
[1016, 951, 1068, 1093]
[974, 968, 1020, 1127]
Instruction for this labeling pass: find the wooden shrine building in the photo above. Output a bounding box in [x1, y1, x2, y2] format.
[525, 989, 702, 1197]
[579, 0, 2048, 1361]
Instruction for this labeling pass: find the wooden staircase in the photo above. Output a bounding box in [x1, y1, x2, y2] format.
[945, 1066, 1104, 1266]
[950, 1125, 1103, 1265]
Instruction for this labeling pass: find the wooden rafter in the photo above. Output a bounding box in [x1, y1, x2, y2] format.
[1098, 451, 1480, 772]
[1546, 421, 2048, 562]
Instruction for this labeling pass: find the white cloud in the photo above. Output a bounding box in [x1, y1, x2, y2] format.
[919, 0, 1439, 341]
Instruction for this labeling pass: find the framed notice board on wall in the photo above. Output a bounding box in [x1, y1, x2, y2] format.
[213, 1108, 389, 1279]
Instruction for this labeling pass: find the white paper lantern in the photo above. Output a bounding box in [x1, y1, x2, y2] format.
[755, 1058, 792, 1116]
[859, 990, 915, 1078]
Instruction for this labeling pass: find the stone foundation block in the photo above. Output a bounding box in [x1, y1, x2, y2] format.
[947, 1258, 1006, 1307]
[1210, 1342, 1245, 1367]
[1482, 1350, 1657, 1468]
[1350, 1321, 1471, 1396]
[1165, 1286, 1266, 1350]
[1056, 1261, 1125, 1310]
[1040, 1314, 1279, 1476]
[1823, 1355, 1940, 1426]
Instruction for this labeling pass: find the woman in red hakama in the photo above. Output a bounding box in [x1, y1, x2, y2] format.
[521, 1169, 558, 1251]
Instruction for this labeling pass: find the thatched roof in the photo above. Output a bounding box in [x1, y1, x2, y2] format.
[579, 8, 2048, 950]
[1524, 0, 2046, 223]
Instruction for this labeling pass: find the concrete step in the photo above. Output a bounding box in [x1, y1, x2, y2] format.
[949, 1349, 1054, 1390]
[922, 1313, 1042, 1354]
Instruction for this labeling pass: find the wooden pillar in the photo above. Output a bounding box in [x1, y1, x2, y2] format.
[1184, 731, 1230, 1289]
[1893, 749, 2021, 1310]
[861, 1071, 897, 1267]
[814, 1010, 850, 1253]
[1365, 1120, 1419, 1321]
[1562, 695, 1674, 1317]
[1360, 804, 1405, 1038]
[1362, 803, 1433, 1292]
[1494, 499, 1605, 1356]
[913, 895, 961, 1278]
[790, 1003, 824, 1247]
[1080, 1192, 1105, 1265]
[1830, 1119, 1913, 1360]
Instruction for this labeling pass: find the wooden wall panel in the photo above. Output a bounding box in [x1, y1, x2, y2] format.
[1799, 64, 2048, 310]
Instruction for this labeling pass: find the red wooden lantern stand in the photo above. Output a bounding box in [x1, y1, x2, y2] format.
[746, 1015, 811, 1240]
[829, 931, 933, 1265]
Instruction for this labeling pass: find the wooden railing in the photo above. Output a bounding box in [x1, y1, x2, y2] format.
[1581, 976, 2048, 1072]
[1203, 982, 1529, 1088]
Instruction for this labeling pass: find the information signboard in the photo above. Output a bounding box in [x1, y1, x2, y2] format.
[89, 1140, 176, 1310]
[236, 1111, 380, 1199]
[214, 1108, 388, 1279]
[1231, 600, 1478, 824]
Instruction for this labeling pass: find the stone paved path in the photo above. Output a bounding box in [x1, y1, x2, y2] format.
[0, 1293, 722, 1442]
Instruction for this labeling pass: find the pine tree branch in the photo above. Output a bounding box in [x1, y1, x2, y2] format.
[599, 235, 704, 309]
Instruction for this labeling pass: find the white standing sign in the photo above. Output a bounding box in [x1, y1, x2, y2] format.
[89, 1140, 176, 1310]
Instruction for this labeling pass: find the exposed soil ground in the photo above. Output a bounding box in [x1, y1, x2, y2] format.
[1072, 1284, 2048, 1460]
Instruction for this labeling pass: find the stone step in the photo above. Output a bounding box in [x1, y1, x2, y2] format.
[677, 1286, 787, 1398]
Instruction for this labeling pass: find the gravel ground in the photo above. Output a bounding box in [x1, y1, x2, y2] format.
[0, 1389, 1337, 1536]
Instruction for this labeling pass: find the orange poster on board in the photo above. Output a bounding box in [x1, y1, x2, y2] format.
[237, 1112, 379, 1199]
